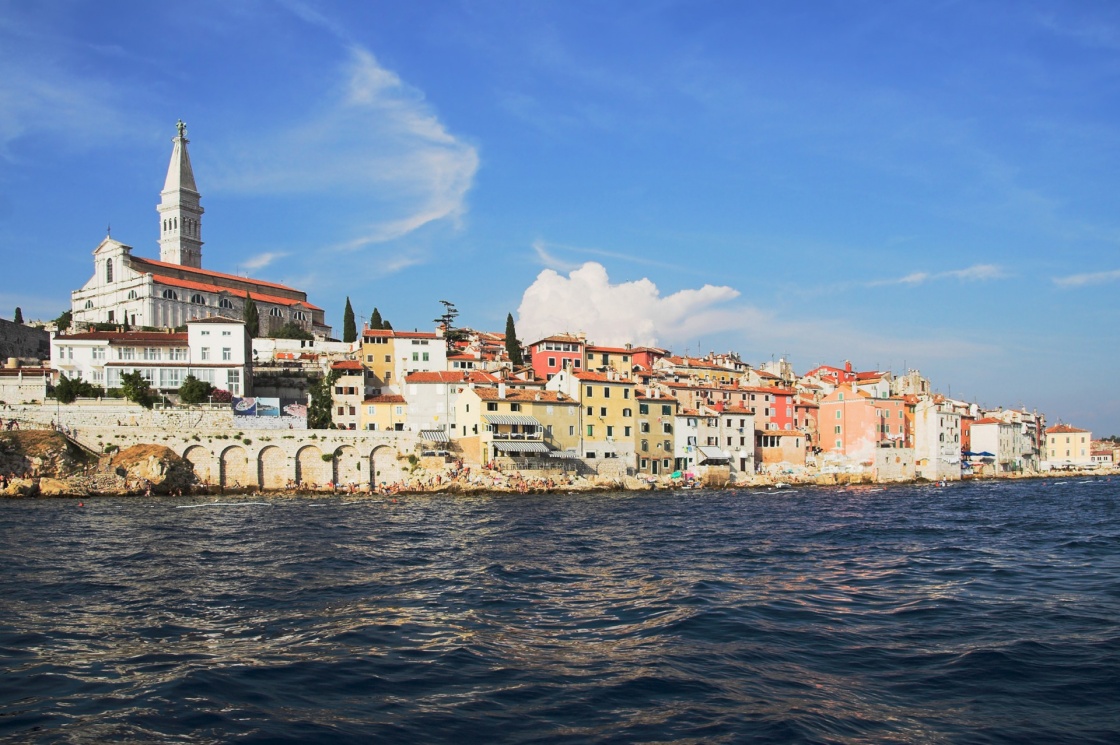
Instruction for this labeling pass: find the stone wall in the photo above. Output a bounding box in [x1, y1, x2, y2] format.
[0, 318, 50, 362]
[875, 448, 916, 482]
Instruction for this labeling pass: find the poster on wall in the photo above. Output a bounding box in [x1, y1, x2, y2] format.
[255, 398, 281, 417]
[232, 397, 256, 416]
[281, 399, 308, 418]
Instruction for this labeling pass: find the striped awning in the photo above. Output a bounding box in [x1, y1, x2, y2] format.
[549, 450, 582, 459]
[419, 429, 449, 443]
[483, 414, 541, 426]
[493, 441, 550, 454]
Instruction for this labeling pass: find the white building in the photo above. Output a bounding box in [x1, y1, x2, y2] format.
[970, 418, 1023, 473]
[70, 121, 330, 338]
[51, 317, 252, 396]
[913, 397, 962, 481]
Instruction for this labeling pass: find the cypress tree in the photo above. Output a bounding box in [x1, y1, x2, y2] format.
[343, 297, 357, 343]
[504, 313, 524, 368]
[243, 295, 260, 337]
[370, 307, 383, 330]
[13, 307, 22, 324]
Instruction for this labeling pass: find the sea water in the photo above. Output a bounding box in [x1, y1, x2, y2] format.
[2, 479, 1119, 743]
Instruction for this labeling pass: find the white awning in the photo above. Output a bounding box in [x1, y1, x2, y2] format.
[697, 445, 729, 462]
[493, 441, 550, 454]
[419, 429, 449, 443]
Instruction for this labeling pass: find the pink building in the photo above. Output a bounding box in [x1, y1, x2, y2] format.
[819, 385, 910, 462]
[528, 333, 585, 381]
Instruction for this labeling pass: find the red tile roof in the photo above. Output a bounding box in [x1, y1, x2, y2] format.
[473, 387, 573, 403]
[131, 256, 302, 294]
[405, 371, 467, 384]
[1046, 424, 1089, 434]
[56, 331, 189, 344]
[152, 275, 323, 311]
[331, 360, 364, 371]
[362, 395, 406, 404]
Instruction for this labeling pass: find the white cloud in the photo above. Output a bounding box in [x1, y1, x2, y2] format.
[240, 251, 288, 271]
[1053, 268, 1120, 288]
[867, 264, 1006, 287]
[211, 45, 478, 250]
[516, 262, 744, 347]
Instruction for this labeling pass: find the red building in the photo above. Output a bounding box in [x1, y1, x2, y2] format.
[529, 333, 585, 381]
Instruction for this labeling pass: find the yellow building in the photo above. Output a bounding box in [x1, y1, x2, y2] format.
[359, 394, 408, 432]
[359, 328, 446, 392]
[585, 344, 635, 375]
[546, 369, 638, 463]
[453, 384, 580, 464]
[636, 387, 678, 475]
[1045, 424, 1093, 467]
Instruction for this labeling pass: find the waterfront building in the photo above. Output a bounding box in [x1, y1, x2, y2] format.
[1044, 424, 1094, 468]
[51, 317, 251, 396]
[672, 408, 702, 474]
[70, 122, 330, 337]
[635, 387, 678, 476]
[912, 397, 963, 481]
[546, 368, 637, 465]
[401, 370, 472, 438]
[819, 385, 913, 476]
[0, 365, 55, 404]
[970, 418, 1026, 473]
[453, 385, 580, 464]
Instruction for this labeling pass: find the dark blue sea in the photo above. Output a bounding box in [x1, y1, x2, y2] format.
[2, 479, 1119, 744]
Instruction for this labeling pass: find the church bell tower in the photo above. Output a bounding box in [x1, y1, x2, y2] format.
[157, 119, 204, 268]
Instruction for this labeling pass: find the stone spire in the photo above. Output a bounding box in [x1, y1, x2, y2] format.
[157, 119, 204, 268]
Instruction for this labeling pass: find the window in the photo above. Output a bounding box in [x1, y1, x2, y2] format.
[586, 385, 594, 397]
[105, 259, 113, 283]
[624, 389, 630, 399]
[219, 298, 234, 310]
[162, 289, 178, 300]
[190, 294, 205, 305]
[127, 290, 137, 300]
[222, 348, 231, 361]
[84, 300, 93, 309]
[639, 403, 649, 415]
[547, 356, 556, 368]
[663, 422, 672, 434]
[587, 425, 594, 436]
[603, 387, 610, 398]
[200, 347, 210, 361]
[662, 405, 672, 416]
[836, 410, 842, 419]
[487, 402, 498, 411]
[222, 331, 231, 336]
[510, 403, 522, 412]
[600, 407, 607, 417]
[385, 355, 391, 363]
[412, 352, 419, 362]
[607, 426, 614, 437]
[622, 408, 632, 417]
[269, 307, 283, 317]
[91, 347, 104, 360]
[143, 348, 161, 361]
[118, 347, 134, 360]
[641, 422, 650, 433]
[835, 425, 841, 434]
[227, 369, 240, 395]
[422, 352, 429, 362]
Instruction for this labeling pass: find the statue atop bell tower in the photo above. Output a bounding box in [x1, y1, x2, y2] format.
[157, 120, 204, 268]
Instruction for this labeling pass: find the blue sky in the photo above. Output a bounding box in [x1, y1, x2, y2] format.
[2, 1, 1118, 435]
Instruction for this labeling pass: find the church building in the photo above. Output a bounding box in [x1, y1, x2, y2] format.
[71, 121, 332, 338]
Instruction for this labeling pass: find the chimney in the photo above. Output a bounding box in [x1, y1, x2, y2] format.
[498, 382, 506, 399]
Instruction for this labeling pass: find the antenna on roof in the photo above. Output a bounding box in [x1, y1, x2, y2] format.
[106, 223, 111, 237]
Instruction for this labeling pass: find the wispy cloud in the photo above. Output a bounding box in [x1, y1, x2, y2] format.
[867, 264, 1006, 287]
[530, 238, 692, 273]
[1053, 268, 1120, 288]
[211, 36, 478, 253]
[240, 251, 288, 271]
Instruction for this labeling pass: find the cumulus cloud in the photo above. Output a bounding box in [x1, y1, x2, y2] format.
[1053, 268, 1120, 288]
[516, 262, 745, 347]
[212, 45, 478, 250]
[867, 264, 1006, 287]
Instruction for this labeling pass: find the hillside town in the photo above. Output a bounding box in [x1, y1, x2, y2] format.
[1, 123, 1116, 493]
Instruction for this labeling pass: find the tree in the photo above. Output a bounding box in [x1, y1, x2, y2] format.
[13, 307, 22, 324]
[243, 295, 259, 337]
[54, 309, 72, 332]
[53, 374, 101, 404]
[504, 313, 524, 368]
[382, 319, 392, 330]
[370, 307, 383, 330]
[268, 322, 313, 340]
[119, 371, 157, 409]
[178, 374, 215, 405]
[343, 297, 357, 343]
[307, 369, 339, 429]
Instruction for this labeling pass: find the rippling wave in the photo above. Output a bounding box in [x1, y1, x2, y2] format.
[2, 479, 1119, 743]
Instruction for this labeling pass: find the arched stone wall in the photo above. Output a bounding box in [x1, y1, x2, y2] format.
[220, 445, 250, 488]
[183, 445, 213, 485]
[258, 445, 288, 490]
[334, 445, 361, 485]
[296, 445, 326, 487]
[370, 445, 405, 486]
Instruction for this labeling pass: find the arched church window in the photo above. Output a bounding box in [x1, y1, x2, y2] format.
[84, 300, 94, 309]
[106, 259, 113, 283]
[190, 293, 205, 305]
[269, 307, 284, 317]
[127, 290, 137, 300]
[219, 298, 235, 310]
[162, 289, 178, 300]
[174, 217, 178, 230]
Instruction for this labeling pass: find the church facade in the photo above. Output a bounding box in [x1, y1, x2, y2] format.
[71, 122, 332, 338]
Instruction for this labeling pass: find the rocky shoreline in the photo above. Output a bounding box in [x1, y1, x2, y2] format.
[3, 430, 1115, 499]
